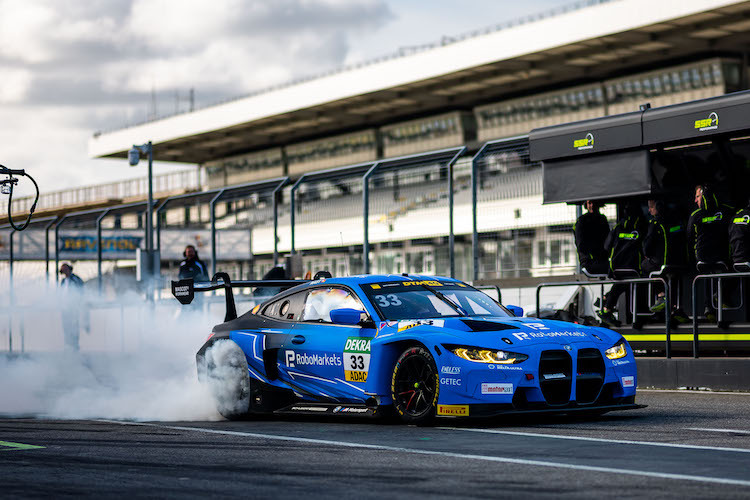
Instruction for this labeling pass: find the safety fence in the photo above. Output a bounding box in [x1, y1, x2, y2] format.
[1, 137, 587, 291]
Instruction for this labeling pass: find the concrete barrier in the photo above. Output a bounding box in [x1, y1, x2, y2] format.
[637, 358, 750, 392]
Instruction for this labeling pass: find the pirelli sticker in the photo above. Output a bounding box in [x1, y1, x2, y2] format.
[344, 337, 372, 383]
[437, 404, 469, 416]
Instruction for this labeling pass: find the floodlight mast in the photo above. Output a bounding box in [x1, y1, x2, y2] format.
[128, 142, 156, 294]
[128, 142, 154, 255]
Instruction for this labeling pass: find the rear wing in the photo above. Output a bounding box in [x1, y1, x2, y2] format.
[171, 272, 308, 322]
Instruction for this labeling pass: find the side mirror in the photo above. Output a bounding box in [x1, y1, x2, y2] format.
[507, 305, 524, 317]
[330, 308, 363, 325]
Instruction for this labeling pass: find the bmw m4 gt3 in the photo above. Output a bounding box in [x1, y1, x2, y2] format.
[178, 274, 642, 423]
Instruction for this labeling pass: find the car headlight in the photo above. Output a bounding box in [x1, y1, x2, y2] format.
[605, 341, 627, 360]
[451, 346, 528, 364]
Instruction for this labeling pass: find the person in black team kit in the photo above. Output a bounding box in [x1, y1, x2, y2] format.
[730, 199, 750, 267]
[642, 199, 687, 319]
[179, 244, 209, 282]
[574, 200, 610, 275]
[687, 184, 733, 321]
[598, 202, 647, 326]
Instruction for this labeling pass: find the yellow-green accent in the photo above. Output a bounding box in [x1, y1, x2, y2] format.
[0, 441, 45, 451]
[624, 333, 750, 342]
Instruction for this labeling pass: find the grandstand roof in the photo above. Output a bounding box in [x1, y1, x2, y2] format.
[89, 0, 750, 165]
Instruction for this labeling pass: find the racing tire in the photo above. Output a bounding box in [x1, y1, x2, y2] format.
[204, 340, 252, 420]
[390, 346, 439, 425]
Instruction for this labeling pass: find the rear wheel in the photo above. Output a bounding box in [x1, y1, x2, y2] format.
[204, 340, 251, 419]
[390, 346, 439, 424]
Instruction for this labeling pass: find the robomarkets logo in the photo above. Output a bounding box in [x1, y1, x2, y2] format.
[694, 112, 718, 132]
[573, 133, 594, 151]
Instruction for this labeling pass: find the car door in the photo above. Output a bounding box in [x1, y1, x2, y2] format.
[280, 286, 376, 403]
[247, 290, 308, 382]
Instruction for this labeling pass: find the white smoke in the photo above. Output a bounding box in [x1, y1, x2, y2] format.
[0, 277, 236, 421]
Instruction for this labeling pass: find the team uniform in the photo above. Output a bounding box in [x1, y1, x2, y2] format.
[730, 206, 750, 265]
[599, 211, 646, 324]
[179, 257, 209, 282]
[687, 191, 732, 267]
[574, 211, 610, 275]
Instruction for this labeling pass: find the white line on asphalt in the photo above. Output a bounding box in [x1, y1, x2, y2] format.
[687, 428, 750, 435]
[438, 427, 750, 454]
[639, 389, 750, 396]
[99, 420, 750, 488]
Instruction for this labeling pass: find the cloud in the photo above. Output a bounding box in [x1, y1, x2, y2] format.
[0, 0, 393, 195]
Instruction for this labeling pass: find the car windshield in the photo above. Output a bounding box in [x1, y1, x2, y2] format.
[363, 280, 511, 320]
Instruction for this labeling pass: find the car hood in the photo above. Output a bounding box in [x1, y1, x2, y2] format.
[378, 317, 618, 347]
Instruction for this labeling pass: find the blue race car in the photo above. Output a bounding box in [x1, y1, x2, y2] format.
[173, 274, 642, 423]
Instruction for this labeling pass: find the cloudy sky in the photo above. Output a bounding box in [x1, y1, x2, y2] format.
[0, 0, 571, 198]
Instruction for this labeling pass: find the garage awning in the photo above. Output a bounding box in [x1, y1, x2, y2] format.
[643, 90, 750, 146]
[529, 112, 642, 162]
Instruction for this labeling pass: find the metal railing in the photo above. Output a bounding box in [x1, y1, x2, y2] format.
[536, 276, 672, 356]
[9, 169, 199, 216]
[691, 271, 750, 358]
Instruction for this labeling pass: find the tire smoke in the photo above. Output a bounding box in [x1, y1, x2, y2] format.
[0, 280, 227, 421]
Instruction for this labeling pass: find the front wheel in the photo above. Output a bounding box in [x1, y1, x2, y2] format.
[390, 346, 439, 424]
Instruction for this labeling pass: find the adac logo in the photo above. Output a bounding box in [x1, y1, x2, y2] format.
[573, 133, 594, 151]
[694, 112, 718, 131]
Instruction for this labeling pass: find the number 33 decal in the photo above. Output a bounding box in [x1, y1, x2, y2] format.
[349, 355, 365, 370]
[375, 294, 402, 307]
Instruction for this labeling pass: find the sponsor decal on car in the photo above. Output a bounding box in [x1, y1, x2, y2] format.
[397, 319, 445, 332]
[344, 336, 372, 382]
[285, 350, 342, 368]
[440, 377, 461, 386]
[332, 406, 370, 414]
[481, 383, 513, 395]
[543, 372, 567, 380]
[513, 330, 587, 342]
[437, 404, 469, 416]
[290, 406, 330, 412]
[441, 366, 460, 375]
[402, 280, 443, 287]
[622, 376, 635, 388]
[612, 359, 631, 366]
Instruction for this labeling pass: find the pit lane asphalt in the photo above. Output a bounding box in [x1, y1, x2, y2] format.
[2, 391, 750, 499]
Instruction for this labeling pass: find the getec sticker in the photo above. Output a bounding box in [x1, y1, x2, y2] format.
[622, 376, 635, 388]
[437, 404, 469, 416]
[344, 337, 372, 382]
[481, 383, 513, 395]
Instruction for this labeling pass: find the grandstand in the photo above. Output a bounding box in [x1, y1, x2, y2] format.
[4, 0, 750, 288]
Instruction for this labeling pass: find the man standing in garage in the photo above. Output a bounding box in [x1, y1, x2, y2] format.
[574, 200, 610, 275]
